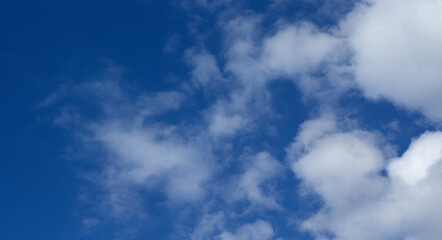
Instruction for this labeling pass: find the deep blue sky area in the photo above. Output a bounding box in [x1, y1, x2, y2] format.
[0, 1, 178, 239]
[1, 0, 437, 240]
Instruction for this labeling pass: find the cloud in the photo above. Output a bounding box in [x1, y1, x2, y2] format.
[263, 23, 341, 75]
[262, 22, 354, 101]
[91, 121, 214, 203]
[229, 152, 283, 210]
[289, 115, 386, 210]
[209, 113, 247, 137]
[82, 217, 101, 229]
[216, 220, 275, 240]
[186, 50, 225, 89]
[343, 0, 442, 121]
[191, 15, 272, 138]
[191, 212, 225, 240]
[388, 131, 442, 187]
[164, 34, 181, 54]
[185, 14, 346, 138]
[289, 115, 442, 240]
[46, 68, 216, 220]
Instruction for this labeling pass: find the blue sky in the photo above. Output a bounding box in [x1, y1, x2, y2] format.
[2, 0, 442, 239]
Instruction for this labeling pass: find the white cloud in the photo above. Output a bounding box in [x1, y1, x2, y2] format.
[344, 0, 442, 121]
[216, 220, 275, 240]
[195, 15, 272, 138]
[263, 23, 341, 75]
[187, 15, 346, 138]
[49, 76, 217, 220]
[289, 116, 386, 210]
[186, 50, 225, 89]
[92, 122, 214, 203]
[289, 116, 442, 240]
[191, 212, 225, 240]
[230, 152, 283, 209]
[209, 113, 247, 137]
[388, 131, 442, 186]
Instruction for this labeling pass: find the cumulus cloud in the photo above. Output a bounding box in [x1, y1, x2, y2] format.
[344, 0, 442, 121]
[289, 115, 387, 211]
[265, 1, 442, 238]
[388, 132, 442, 187]
[289, 115, 442, 240]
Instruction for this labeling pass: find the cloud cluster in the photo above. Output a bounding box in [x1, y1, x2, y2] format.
[186, 14, 346, 139]
[282, 2, 442, 238]
[281, 1, 442, 239]
[49, 63, 285, 232]
[289, 115, 442, 240]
